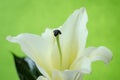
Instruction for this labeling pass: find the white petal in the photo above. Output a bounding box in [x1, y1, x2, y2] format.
[37, 76, 48, 80]
[84, 46, 112, 64]
[59, 7, 88, 69]
[70, 46, 112, 74]
[52, 70, 83, 80]
[70, 56, 91, 74]
[6, 28, 55, 77]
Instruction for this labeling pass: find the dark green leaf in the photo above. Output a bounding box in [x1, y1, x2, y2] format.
[11, 52, 42, 80]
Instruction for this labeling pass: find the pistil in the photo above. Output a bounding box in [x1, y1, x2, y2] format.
[53, 30, 62, 68]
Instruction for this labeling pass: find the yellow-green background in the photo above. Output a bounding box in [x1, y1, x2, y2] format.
[0, 0, 119, 80]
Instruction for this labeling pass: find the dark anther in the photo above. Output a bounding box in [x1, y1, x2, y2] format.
[53, 30, 61, 37]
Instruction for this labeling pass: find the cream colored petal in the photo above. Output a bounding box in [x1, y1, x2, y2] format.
[52, 70, 83, 80]
[37, 76, 49, 80]
[6, 28, 55, 78]
[70, 56, 91, 74]
[84, 46, 112, 64]
[70, 46, 112, 74]
[59, 7, 88, 69]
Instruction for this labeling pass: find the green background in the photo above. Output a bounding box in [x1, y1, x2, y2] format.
[0, 0, 119, 80]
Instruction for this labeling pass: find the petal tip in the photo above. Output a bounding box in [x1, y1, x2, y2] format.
[80, 7, 86, 11]
[77, 7, 88, 22]
[6, 36, 13, 42]
[6, 35, 18, 43]
[100, 46, 113, 61]
[90, 46, 113, 64]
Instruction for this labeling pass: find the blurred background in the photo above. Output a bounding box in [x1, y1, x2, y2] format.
[0, 0, 119, 80]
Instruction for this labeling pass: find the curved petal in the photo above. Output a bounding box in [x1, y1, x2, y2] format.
[84, 46, 112, 64]
[70, 46, 112, 74]
[58, 7, 88, 69]
[52, 70, 83, 80]
[70, 56, 91, 74]
[6, 28, 55, 77]
[37, 76, 48, 80]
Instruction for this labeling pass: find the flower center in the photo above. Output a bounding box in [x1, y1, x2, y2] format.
[53, 30, 62, 69]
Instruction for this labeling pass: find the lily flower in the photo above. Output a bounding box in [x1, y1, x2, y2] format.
[7, 7, 112, 80]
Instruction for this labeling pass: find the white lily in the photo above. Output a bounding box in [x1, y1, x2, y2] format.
[7, 7, 112, 80]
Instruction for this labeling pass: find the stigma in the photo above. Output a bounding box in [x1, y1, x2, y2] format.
[53, 29, 62, 69]
[53, 30, 61, 37]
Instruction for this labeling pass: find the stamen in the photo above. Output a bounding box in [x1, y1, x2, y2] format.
[53, 30, 62, 68]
